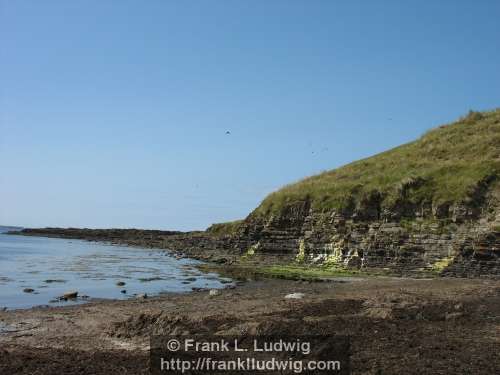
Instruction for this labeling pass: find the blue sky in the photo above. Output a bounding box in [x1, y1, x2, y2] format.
[1, 0, 500, 230]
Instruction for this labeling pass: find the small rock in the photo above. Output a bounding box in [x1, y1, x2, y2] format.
[61, 291, 78, 300]
[116, 281, 126, 286]
[137, 293, 148, 299]
[284, 293, 305, 300]
[220, 279, 232, 284]
[120, 290, 127, 294]
[209, 289, 221, 297]
[23, 288, 35, 293]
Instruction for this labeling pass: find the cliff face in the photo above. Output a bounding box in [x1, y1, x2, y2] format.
[208, 110, 500, 277]
[224, 194, 500, 277]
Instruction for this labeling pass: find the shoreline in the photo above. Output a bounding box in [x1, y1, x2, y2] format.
[1, 272, 500, 374]
[0, 233, 237, 312]
[2, 232, 500, 374]
[10, 224, 500, 280]
[8, 228, 239, 265]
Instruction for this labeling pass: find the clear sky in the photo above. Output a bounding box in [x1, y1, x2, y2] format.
[1, 0, 500, 231]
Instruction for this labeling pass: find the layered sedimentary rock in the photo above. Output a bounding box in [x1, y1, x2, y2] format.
[213, 173, 499, 277]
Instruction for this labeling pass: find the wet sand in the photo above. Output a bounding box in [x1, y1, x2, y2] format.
[1, 276, 499, 374]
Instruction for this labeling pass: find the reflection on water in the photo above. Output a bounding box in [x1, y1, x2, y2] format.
[0, 233, 232, 310]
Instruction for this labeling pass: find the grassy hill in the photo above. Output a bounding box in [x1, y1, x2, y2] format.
[251, 109, 500, 218]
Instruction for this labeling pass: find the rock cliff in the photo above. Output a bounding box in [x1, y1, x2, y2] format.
[206, 109, 500, 277]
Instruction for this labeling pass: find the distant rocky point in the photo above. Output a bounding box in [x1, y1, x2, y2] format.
[0, 226, 23, 234]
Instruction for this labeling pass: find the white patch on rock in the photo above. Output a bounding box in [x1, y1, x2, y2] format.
[284, 293, 305, 300]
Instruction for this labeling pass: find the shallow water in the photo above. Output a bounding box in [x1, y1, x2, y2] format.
[0, 232, 231, 310]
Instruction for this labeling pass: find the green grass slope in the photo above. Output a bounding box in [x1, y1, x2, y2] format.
[253, 109, 500, 217]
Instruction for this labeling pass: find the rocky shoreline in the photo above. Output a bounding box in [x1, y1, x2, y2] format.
[10, 227, 235, 263]
[10, 211, 500, 279]
[3, 227, 500, 374]
[1, 275, 499, 374]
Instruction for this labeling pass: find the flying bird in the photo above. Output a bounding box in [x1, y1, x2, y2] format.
[225, 131, 231, 135]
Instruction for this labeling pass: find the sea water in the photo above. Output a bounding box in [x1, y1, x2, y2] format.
[0, 230, 231, 309]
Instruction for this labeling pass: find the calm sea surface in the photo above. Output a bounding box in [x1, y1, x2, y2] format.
[0, 230, 231, 310]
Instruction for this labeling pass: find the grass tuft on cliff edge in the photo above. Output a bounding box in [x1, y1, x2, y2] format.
[206, 220, 245, 236]
[252, 109, 500, 216]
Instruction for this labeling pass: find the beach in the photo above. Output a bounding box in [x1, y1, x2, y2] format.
[1, 273, 499, 374]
